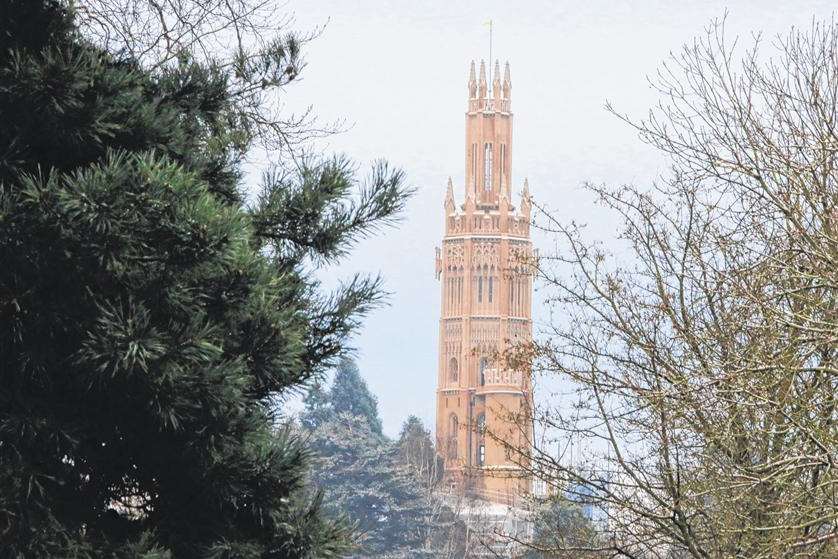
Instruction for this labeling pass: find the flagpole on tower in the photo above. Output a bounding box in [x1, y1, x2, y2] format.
[487, 19, 493, 83]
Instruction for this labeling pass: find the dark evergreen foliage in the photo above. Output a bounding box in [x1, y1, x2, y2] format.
[301, 358, 383, 436]
[306, 413, 431, 557]
[0, 1, 409, 557]
[328, 359, 384, 436]
[301, 370, 463, 558]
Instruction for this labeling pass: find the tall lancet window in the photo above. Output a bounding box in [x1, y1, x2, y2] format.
[472, 143, 478, 188]
[500, 144, 506, 187]
[509, 276, 515, 314]
[488, 275, 493, 303]
[483, 143, 493, 191]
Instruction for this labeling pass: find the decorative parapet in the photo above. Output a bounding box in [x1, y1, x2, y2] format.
[467, 97, 511, 114]
[483, 367, 523, 387]
[445, 212, 531, 237]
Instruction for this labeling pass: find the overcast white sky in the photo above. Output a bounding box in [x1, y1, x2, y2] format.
[266, 0, 836, 437]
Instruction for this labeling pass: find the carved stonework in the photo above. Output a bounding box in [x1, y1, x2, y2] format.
[445, 242, 465, 269]
[508, 319, 530, 343]
[444, 320, 463, 357]
[472, 241, 500, 269]
[507, 244, 532, 274]
[471, 318, 499, 353]
[483, 367, 523, 387]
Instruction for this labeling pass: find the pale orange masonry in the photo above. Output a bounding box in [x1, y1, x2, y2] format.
[434, 59, 533, 505]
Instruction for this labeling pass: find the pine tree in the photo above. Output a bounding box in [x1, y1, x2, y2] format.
[326, 358, 384, 436]
[301, 374, 465, 558]
[306, 414, 440, 558]
[0, 1, 409, 556]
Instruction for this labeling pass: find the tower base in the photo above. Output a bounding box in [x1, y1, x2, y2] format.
[444, 464, 531, 507]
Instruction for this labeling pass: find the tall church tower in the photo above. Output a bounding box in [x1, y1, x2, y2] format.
[434, 60, 534, 505]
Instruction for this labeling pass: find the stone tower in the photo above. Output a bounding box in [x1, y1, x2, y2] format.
[434, 59, 533, 505]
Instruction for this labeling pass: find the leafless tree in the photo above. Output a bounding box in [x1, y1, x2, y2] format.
[71, 0, 339, 156]
[404, 434, 497, 558]
[521, 17, 837, 559]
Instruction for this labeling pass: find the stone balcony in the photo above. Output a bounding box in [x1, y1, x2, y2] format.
[479, 368, 523, 393]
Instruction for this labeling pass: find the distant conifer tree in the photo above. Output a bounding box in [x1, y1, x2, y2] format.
[328, 358, 384, 436]
[300, 358, 383, 436]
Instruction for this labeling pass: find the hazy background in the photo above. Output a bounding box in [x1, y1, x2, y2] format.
[259, 0, 836, 437]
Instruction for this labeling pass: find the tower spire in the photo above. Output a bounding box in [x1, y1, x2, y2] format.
[493, 60, 502, 101]
[478, 60, 487, 99]
[468, 61, 477, 98]
[521, 177, 532, 217]
[445, 177, 456, 214]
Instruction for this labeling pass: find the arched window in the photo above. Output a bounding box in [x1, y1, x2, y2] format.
[478, 444, 486, 466]
[500, 144, 506, 184]
[488, 275, 494, 303]
[509, 277, 515, 313]
[477, 275, 483, 303]
[477, 413, 486, 434]
[479, 357, 488, 386]
[480, 264, 491, 302]
[472, 143, 478, 188]
[448, 414, 459, 459]
[449, 357, 459, 383]
[483, 142, 493, 191]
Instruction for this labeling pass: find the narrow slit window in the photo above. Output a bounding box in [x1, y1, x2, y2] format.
[488, 275, 493, 303]
[483, 143, 493, 191]
[472, 143, 478, 188]
[509, 278, 515, 313]
[500, 144, 506, 185]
